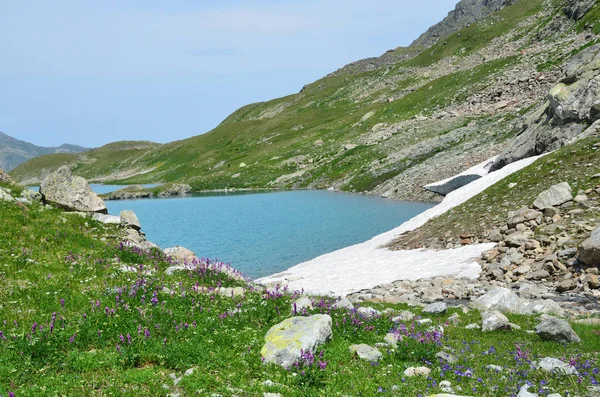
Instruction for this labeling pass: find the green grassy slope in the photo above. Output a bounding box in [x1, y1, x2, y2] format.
[0, 185, 598, 395]
[10, 0, 597, 197]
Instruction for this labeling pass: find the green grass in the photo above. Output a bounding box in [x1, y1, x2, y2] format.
[0, 183, 599, 396]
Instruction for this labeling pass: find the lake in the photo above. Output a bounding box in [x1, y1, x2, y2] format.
[104, 190, 435, 279]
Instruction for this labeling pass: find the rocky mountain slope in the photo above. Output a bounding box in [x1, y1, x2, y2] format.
[10, 0, 600, 203]
[0, 131, 88, 172]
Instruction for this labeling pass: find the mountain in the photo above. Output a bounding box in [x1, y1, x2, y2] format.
[0, 132, 89, 172]
[10, 0, 600, 201]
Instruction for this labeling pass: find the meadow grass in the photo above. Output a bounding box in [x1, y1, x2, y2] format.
[0, 183, 599, 396]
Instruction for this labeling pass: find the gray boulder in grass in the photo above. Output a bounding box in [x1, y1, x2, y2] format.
[120, 210, 141, 230]
[533, 182, 572, 210]
[534, 316, 580, 343]
[40, 166, 107, 213]
[261, 314, 332, 368]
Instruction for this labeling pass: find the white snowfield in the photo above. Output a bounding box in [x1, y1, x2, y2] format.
[257, 155, 543, 296]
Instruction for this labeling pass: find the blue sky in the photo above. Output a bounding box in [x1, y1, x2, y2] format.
[0, 0, 458, 148]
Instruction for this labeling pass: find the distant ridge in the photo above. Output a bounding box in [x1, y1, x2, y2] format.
[0, 132, 89, 171]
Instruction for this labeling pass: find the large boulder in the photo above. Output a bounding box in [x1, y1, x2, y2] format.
[492, 45, 600, 170]
[481, 311, 510, 332]
[578, 226, 600, 266]
[470, 288, 521, 313]
[507, 208, 543, 228]
[261, 315, 332, 368]
[533, 182, 573, 210]
[120, 210, 141, 230]
[40, 166, 107, 213]
[564, 0, 596, 20]
[534, 316, 581, 343]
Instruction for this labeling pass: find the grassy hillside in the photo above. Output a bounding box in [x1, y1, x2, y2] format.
[10, 0, 599, 202]
[0, 184, 599, 396]
[11, 141, 161, 185]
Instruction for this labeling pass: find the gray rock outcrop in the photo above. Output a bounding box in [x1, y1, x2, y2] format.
[533, 182, 573, 210]
[106, 185, 153, 200]
[578, 226, 600, 266]
[260, 315, 332, 368]
[412, 0, 518, 48]
[492, 45, 600, 170]
[39, 166, 107, 213]
[158, 184, 192, 198]
[534, 316, 581, 343]
[470, 287, 521, 313]
[564, 0, 596, 20]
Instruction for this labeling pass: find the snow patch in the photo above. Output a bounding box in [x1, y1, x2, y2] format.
[424, 156, 497, 196]
[257, 155, 543, 296]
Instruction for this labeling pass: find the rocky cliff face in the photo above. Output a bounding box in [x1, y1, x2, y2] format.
[411, 0, 519, 47]
[492, 44, 600, 171]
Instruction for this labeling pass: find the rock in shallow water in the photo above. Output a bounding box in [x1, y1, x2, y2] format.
[261, 314, 332, 368]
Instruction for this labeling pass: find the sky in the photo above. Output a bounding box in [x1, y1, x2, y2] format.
[0, 0, 458, 148]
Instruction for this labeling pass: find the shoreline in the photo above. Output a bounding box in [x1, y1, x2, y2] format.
[257, 154, 544, 296]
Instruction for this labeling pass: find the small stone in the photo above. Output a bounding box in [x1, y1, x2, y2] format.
[556, 279, 577, 293]
[392, 311, 415, 322]
[537, 357, 579, 375]
[403, 366, 431, 377]
[517, 384, 538, 397]
[332, 297, 354, 310]
[357, 307, 381, 318]
[292, 297, 313, 312]
[465, 323, 480, 329]
[436, 351, 458, 364]
[349, 344, 382, 361]
[384, 333, 402, 346]
[423, 302, 447, 314]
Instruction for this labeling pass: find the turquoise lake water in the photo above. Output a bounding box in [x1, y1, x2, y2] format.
[104, 190, 434, 279]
